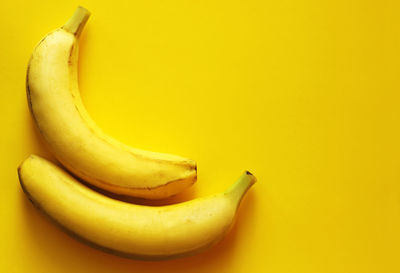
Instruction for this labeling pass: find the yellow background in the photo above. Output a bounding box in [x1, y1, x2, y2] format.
[1, 0, 400, 272]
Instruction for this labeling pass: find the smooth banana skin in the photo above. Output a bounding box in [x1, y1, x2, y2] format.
[18, 155, 256, 260]
[26, 7, 197, 199]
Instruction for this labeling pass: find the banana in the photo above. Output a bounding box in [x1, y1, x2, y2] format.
[26, 6, 197, 199]
[18, 155, 256, 260]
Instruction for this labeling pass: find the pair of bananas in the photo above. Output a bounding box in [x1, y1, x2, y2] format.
[20, 6, 256, 260]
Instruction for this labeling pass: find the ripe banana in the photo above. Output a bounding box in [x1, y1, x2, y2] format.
[26, 6, 197, 199]
[19, 155, 256, 260]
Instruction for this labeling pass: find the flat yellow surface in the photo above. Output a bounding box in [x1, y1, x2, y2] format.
[1, 0, 400, 272]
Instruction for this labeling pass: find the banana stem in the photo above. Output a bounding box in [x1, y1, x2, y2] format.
[225, 171, 257, 205]
[62, 6, 91, 37]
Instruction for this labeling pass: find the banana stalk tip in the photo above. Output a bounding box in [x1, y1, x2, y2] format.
[226, 171, 257, 204]
[77, 6, 89, 11]
[62, 6, 91, 37]
[244, 170, 257, 183]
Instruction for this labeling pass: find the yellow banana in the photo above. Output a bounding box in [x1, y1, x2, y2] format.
[18, 155, 256, 260]
[26, 7, 197, 199]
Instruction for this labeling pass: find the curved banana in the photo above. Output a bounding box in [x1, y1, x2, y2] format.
[26, 7, 197, 199]
[18, 155, 256, 260]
